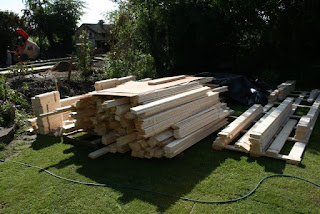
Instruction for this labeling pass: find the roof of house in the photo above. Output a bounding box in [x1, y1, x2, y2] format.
[77, 23, 112, 34]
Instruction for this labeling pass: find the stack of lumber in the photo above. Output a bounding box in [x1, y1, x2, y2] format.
[31, 75, 230, 159]
[30, 76, 136, 135]
[67, 76, 230, 159]
[31, 91, 63, 134]
[212, 88, 320, 164]
[212, 104, 263, 148]
[129, 87, 229, 158]
[277, 81, 296, 100]
[294, 94, 320, 142]
[307, 89, 320, 103]
[235, 97, 294, 155]
[30, 92, 92, 134]
[268, 80, 296, 102]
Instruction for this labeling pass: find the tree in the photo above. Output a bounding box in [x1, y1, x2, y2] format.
[0, 11, 26, 65]
[23, 0, 84, 53]
[107, 0, 320, 82]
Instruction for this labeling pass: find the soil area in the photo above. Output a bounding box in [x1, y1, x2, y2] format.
[7, 61, 105, 113]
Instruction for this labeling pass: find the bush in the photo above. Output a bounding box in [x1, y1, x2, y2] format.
[0, 100, 15, 127]
[103, 50, 156, 80]
[77, 30, 92, 78]
[0, 76, 29, 128]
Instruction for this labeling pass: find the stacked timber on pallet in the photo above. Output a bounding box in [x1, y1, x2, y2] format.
[268, 80, 296, 102]
[30, 76, 136, 135]
[213, 89, 320, 164]
[294, 94, 320, 142]
[213, 104, 263, 148]
[31, 91, 63, 134]
[30, 91, 91, 135]
[235, 97, 294, 155]
[32, 75, 229, 159]
[67, 76, 229, 159]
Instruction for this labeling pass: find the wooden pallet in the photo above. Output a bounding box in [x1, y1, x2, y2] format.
[213, 91, 319, 165]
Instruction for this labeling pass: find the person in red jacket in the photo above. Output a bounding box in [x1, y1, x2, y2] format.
[14, 28, 40, 61]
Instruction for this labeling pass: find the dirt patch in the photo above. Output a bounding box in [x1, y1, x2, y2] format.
[7, 63, 106, 113]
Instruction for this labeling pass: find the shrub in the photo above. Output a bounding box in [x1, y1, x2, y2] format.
[0, 100, 15, 127]
[0, 75, 29, 127]
[103, 50, 157, 80]
[77, 30, 92, 78]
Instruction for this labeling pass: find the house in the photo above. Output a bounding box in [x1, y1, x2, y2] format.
[75, 23, 113, 53]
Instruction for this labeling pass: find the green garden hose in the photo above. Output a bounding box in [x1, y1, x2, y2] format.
[1, 159, 319, 204]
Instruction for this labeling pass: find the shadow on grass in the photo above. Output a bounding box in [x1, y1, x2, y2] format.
[30, 132, 291, 212]
[31, 134, 62, 150]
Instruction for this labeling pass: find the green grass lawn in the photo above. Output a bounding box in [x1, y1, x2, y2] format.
[0, 106, 319, 214]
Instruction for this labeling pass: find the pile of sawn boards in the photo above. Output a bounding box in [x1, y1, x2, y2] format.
[213, 89, 320, 164]
[31, 75, 230, 159]
[268, 80, 296, 102]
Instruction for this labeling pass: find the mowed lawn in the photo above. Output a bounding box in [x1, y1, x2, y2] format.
[0, 105, 319, 214]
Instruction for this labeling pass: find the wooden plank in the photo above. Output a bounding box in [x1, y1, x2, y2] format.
[165, 119, 226, 153]
[211, 86, 228, 93]
[294, 94, 320, 141]
[148, 75, 186, 85]
[218, 104, 262, 140]
[292, 92, 307, 112]
[153, 148, 164, 158]
[164, 119, 227, 158]
[147, 129, 173, 147]
[266, 119, 297, 155]
[248, 98, 293, 153]
[88, 147, 110, 159]
[94, 78, 117, 91]
[173, 108, 225, 139]
[141, 101, 220, 138]
[102, 132, 117, 145]
[138, 78, 152, 82]
[115, 104, 131, 115]
[133, 82, 200, 104]
[213, 105, 262, 147]
[263, 103, 274, 113]
[307, 89, 319, 103]
[235, 107, 276, 152]
[60, 94, 92, 107]
[250, 98, 293, 138]
[116, 132, 138, 147]
[139, 92, 219, 128]
[117, 76, 136, 85]
[101, 97, 130, 108]
[283, 142, 307, 164]
[62, 123, 77, 133]
[95, 76, 203, 97]
[131, 87, 212, 116]
[38, 105, 73, 119]
[197, 77, 214, 84]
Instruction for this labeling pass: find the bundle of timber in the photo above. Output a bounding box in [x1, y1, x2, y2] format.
[72, 76, 230, 159]
[235, 97, 294, 155]
[213, 89, 320, 164]
[213, 104, 263, 148]
[30, 76, 136, 135]
[31, 91, 63, 134]
[307, 89, 320, 103]
[31, 75, 229, 159]
[294, 94, 320, 142]
[268, 80, 296, 102]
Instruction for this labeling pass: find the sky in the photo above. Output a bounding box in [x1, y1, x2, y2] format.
[0, 0, 118, 25]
